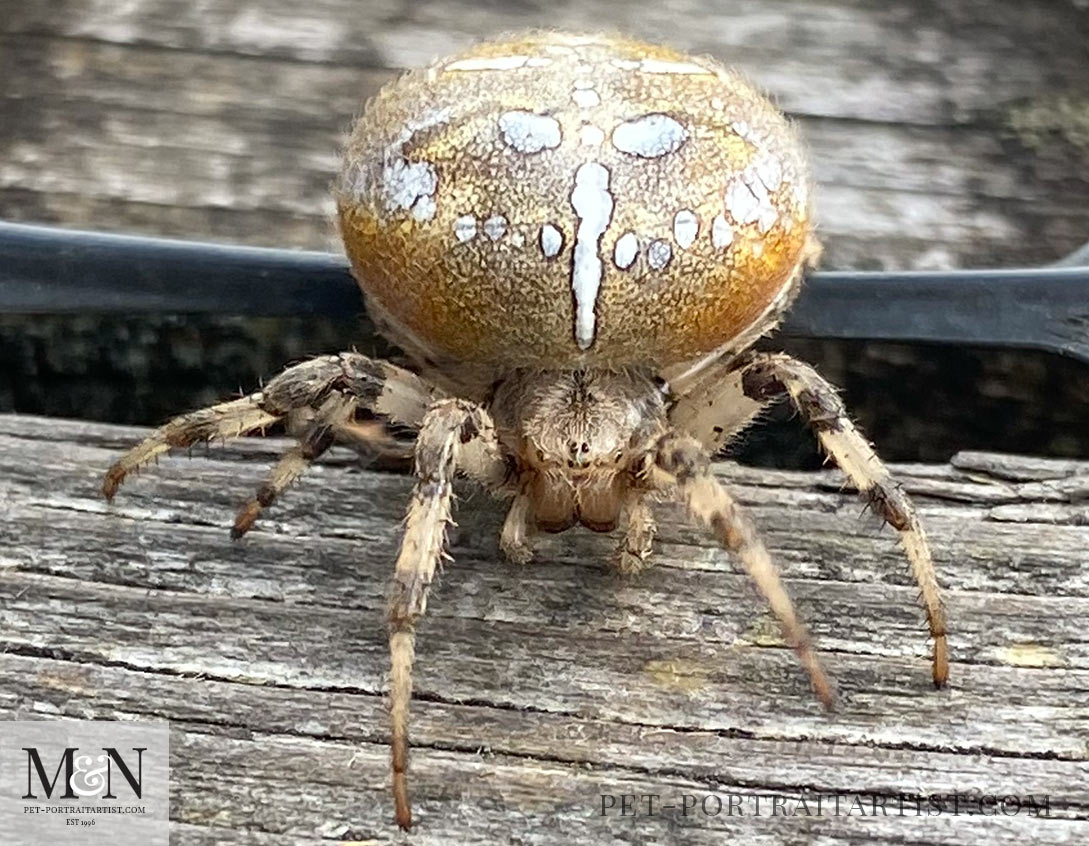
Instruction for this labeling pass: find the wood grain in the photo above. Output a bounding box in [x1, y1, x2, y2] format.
[1, 413, 1087, 843]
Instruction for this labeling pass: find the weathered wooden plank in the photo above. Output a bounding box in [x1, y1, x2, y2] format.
[0, 189, 341, 250]
[1, 413, 1087, 842]
[952, 450, 1089, 483]
[0, 709, 1081, 846]
[4, 653, 1088, 843]
[3, 415, 1089, 602]
[4, 565, 1089, 757]
[6, 654, 1086, 808]
[161, 733, 1089, 843]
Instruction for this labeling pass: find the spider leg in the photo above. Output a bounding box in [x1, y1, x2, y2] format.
[614, 492, 657, 574]
[103, 352, 438, 507]
[231, 393, 357, 537]
[388, 398, 508, 831]
[739, 352, 949, 687]
[499, 483, 535, 564]
[336, 418, 414, 462]
[649, 433, 835, 708]
[667, 355, 767, 455]
[102, 396, 280, 498]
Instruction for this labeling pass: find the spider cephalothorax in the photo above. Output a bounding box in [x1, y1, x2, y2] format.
[103, 31, 948, 831]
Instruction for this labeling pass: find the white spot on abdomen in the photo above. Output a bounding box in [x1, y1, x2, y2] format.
[569, 162, 614, 350]
[639, 58, 712, 75]
[711, 214, 733, 249]
[483, 215, 508, 240]
[359, 106, 451, 220]
[540, 224, 564, 258]
[608, 58, 712, 76]
[613, 232, 638, 269]
[572, 88, 601, 108]
[498, 111, 562, 154]
[612, 114, 688, 158]
[579, 125, 605, 146]
[446, 55, 550, 71]
[411, 195, 436, 221]
[673, 210, 699, 249]
[726, 172, 765, 224]
[454, 215, 477, 242]
[753, 158, 783, 232]
[647, 239, 673, 270]
[731, 120, 756, 143]
[756, 156, 783, 192]
[383, 159, 437, 214]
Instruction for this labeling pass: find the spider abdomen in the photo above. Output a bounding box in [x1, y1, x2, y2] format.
[337, 31, 813, 369]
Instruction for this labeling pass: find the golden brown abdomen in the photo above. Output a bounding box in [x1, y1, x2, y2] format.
[336, 31, 812, 369]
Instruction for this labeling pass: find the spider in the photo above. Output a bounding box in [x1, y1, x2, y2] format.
[102, 30, 948, 830]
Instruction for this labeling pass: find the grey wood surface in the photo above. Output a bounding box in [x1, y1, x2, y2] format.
[2, 412, 1088, 843]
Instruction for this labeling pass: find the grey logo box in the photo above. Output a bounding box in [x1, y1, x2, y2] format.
[0, 721, 169, 846]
